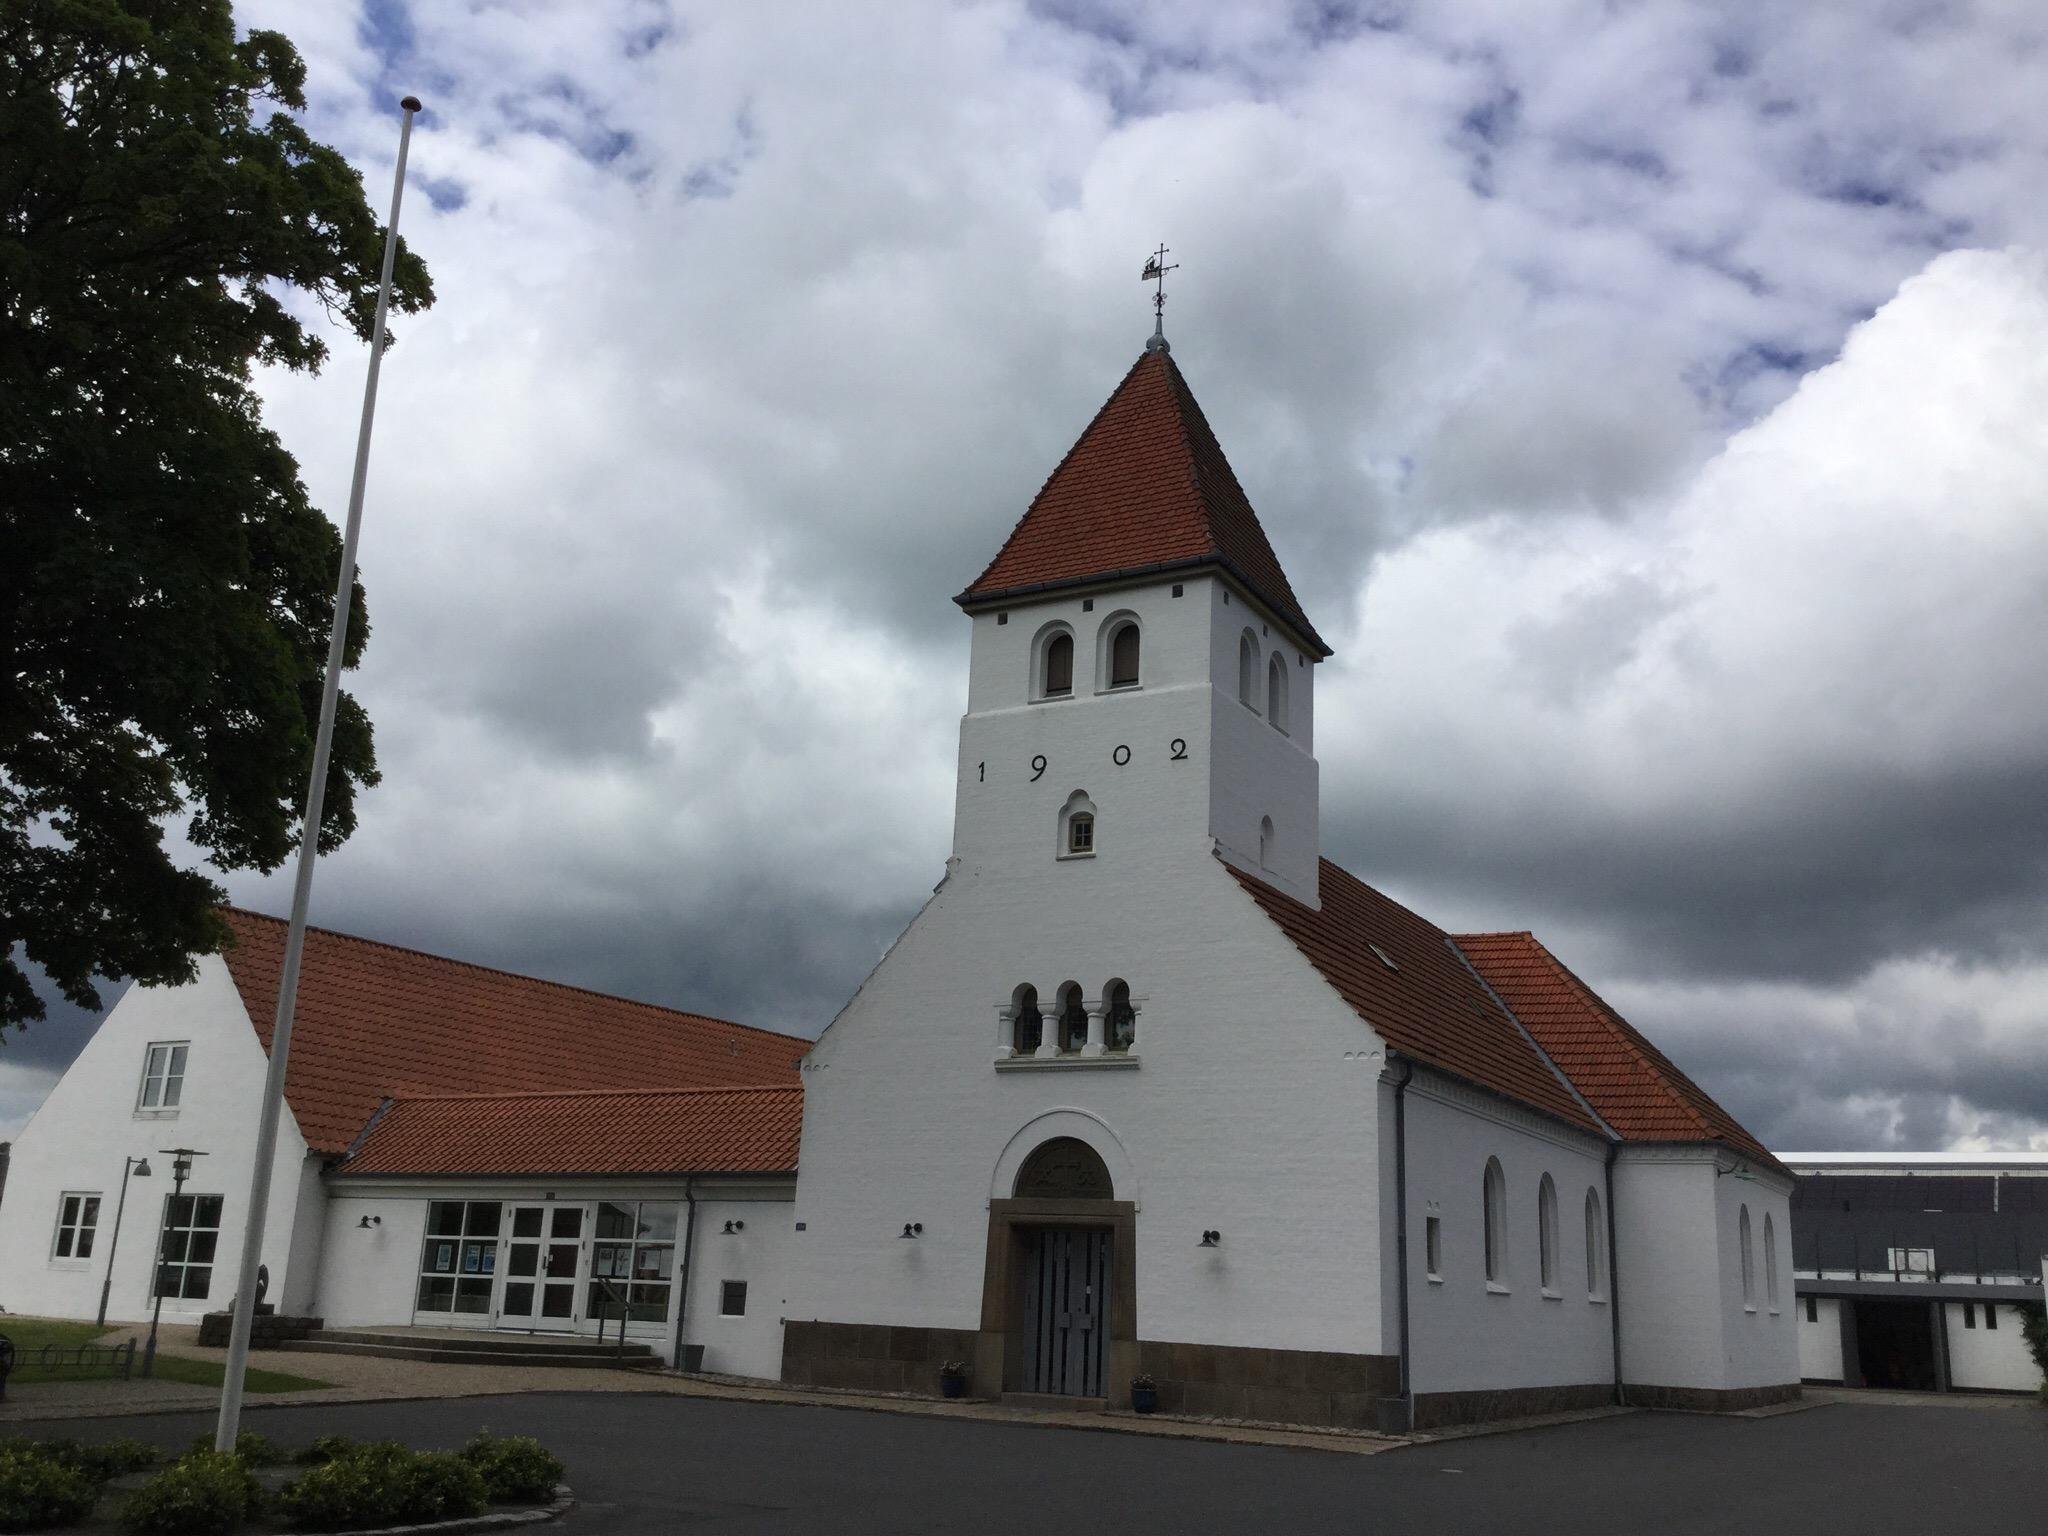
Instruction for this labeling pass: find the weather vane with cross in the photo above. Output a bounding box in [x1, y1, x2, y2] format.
[1142, 243, 1178, 352]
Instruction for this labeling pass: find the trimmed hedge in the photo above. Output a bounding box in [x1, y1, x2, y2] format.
[459, 1434, 563, 1504]
[0, 1449, 97, 1534]
[0, 1438, 161, 1485]
[119, 1451, 262, 1536]
[278, 1443, 486, 1532]
[185, 1434, 280, 1469]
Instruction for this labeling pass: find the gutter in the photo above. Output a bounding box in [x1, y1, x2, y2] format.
[1605, 1140, 1625, 1406]
[669, 1177, 698, 1372]
[1387, 1054, 1416, 1433]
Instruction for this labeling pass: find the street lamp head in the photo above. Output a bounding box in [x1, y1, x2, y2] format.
[132, 1158, 152, 1177]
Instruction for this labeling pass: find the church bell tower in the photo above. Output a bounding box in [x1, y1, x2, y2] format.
[948, 329, 1329, 907]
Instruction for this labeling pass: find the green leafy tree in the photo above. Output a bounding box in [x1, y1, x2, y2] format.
[0, 0, 432, 1030]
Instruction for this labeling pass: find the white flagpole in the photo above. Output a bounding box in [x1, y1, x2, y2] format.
[214, 94, 422, 1451]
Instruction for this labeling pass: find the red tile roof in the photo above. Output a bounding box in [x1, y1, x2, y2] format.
[1453, 931, 1784, 1173]
[335, 1085, 802, 1178]
[1228, 860, 1602, 1132]
[958, 348, 1327, 653]
[218, 909, 808, 1157]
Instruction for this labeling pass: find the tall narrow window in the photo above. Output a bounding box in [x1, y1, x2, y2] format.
[1043, 633, 1074, 697]
[1538, 1174, 1559, 1294]
[1238, 631, 1259, 709]
[1108, 622, 1141, 687]
[1483, 1158, 1507, 1286]
[1011, 985, 1043, 1055]
[1584, 1187, 1605, 1299]
[1106, 979, 1136, 1051]
[1986, 1303, 1999, 1331]
[1258, 816, 1275, 868]
[1056, 982, 1088, 1053]
[1764, 1213, 1779, 1310]
[156, 1192, 224, 1301]
[1267, 653, 1289, 733]
[138, 1041, 188, 1110]
[1425, 1216, 1443, 1281]
[1805, 1295, 1818, 1324]
[52, 1192, 101, 1261]
[1739, 1205, 1755, 1308]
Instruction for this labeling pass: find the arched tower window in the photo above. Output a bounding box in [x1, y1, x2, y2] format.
[1238, 631, 1259, 709]
[1483, 1157, 1507, 1285]
[1056, 982, 1087, 1053]
[1267, 653, 1289, 733]
[1042, 632, 1074, 697]
[1106, 979, 1136, 1051]
[1058, 790, 1096, 858]
[1764, 1213, 1779, 1309]
[1258, 815, 1275, 868]
[1010, 984, 1042, 1056]
[1585, 1186, 1605, 1300]
[1107, 621, 1141, 688]
[1538, 1174, 1559, 1293]
[1739, 1205, 1755, 1307]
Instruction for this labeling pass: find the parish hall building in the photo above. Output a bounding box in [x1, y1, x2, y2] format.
[0, 333, 1801, 1430]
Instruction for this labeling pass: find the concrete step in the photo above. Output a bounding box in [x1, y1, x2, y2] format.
[310, 1327, 656, 1357]
[278, 1335, 659, 1369]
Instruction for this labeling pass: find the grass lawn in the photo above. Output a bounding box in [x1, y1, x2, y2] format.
[2, 1316, 331, 1392]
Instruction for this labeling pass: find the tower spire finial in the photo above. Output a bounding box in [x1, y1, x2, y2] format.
[1141, 243, 1178, 353]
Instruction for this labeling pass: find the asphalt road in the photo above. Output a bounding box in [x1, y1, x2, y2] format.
[16, 1391, 2046, 1534]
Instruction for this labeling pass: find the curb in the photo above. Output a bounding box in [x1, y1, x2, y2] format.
[280, 1484, 575, 1536]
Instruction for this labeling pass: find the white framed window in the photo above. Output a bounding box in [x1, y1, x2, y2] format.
[1538, 1174, 1559, 1295]
[1585, 1187, 1606, 1301]
[1068, 812, 1094, 855]
[720, 1280, 748, 1317]
[1483, 1157, 1507, 1289]
[1424, 1216, 1443, 1282]
[591, 1200, 680, 1324]
[155, 1192, 224, 1301]
[1739, 1205, 1755, 1310]
[52, 1192, 102, 1262]
[1058, 790, 1097, 860]
[138, 1041, 189, 1110]
[1885, 1246, 1934, 1278]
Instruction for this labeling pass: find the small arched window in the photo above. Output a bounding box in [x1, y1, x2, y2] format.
[1108, 622, 1141, 688]
[1538, 1174, 1559, 1293]
[1258, 815, 1275, 868]
[1267, 653, 1289, 733]
[1585, 1186, 1605, 1300]
[1043, 632, 1074, 697]
[1483, 1157, 1507, 1285]
[1068, 811, 1094, 855]
[1764, 1213, 1778, 1309]
[1739, 1205, 1755, 1308]
[1011, 985, 1042, 1056]
[1106, 979, 1136, 1051]
[1058, 790, 1096, 859]
[1056, 982, 1088, 1053]
[1238, 631, 1259, 709]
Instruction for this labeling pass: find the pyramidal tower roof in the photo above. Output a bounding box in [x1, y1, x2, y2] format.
[956, 348, 1328, 655]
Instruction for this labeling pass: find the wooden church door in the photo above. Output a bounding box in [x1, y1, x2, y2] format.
[1022, 1227, 1112, 1396]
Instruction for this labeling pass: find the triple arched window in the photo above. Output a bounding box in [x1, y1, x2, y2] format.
[1004, 980, 1139, 1056]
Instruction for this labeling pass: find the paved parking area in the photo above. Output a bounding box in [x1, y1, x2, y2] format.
[18, 1390, 2047, 1534]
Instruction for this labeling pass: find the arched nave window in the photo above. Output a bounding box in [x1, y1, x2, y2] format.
[1267, 652, 1289, 733]
[1107, 621, 1141, 688]
[1040, 630, 1074, 698]
[1538, 1174, 1559, 1294]
[1011, 984, 1043, 1056]
[1258, 816, 1275, 869]
[1739, 1205, 1755, 1309]
[1056, 981, 1088, 1053]
[1106, 979, 1136, 1052]
[1483, 1157, 1507, 1286]
[1585, 1186, 1606, 1301]
[1764, 1213, 1779, 1310]
[1238, 631, 1260, 709]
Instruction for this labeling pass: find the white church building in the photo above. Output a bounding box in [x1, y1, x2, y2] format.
[0, 335, 1798, 1429]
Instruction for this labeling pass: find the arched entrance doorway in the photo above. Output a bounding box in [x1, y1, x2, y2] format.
[977, 1134, 1136, 1402]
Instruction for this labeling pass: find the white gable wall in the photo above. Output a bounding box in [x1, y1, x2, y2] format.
[0, 956, 317, 1323]
[1797, 1296, 1845, 1380]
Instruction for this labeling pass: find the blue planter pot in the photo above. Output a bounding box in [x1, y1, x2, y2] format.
[940, 1373, 968, 1399]
[1131, 1385, 1158, 1414]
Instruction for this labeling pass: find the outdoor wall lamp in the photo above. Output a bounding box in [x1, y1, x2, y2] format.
[357, 1214, 382, 1229]
[1198, 1230, 1221, 1247]
[722, 1219, 745, 1234]
[900, 1222, 924, 1239]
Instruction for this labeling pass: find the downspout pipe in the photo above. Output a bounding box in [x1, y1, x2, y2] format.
[1388, 1054, 1416, 1433]
[1605, 1140, 1625, 1406]
[670, 1178, 698, 1372]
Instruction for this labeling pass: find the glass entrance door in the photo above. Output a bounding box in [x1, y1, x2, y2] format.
[499, 1204, 583, 1329]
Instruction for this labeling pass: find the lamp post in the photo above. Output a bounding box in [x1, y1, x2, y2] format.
[95, 1156, 152, 1329]
[143, 1148, 205, 1378]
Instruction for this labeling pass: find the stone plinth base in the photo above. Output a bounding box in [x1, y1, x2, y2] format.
[196, 1311, 324, 1348]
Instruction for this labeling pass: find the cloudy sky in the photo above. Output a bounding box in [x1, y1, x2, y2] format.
[8, 0, 2048, 1152]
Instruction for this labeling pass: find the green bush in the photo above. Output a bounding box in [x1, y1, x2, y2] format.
[290, 1436, 358, 1468]
[459, 1433, 563, 1504]
[278, 1443, 485, 1532]
[120, 1451, 262, 1536]
[0, 1448, 98, 1533]
[185, 1433, 279, 1468]
[0, 1437, 162, 1485]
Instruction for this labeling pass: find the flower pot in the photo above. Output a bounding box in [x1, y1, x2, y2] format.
[939, 1373, 967, 1400]
[1131, 1384, 1158, 1414]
